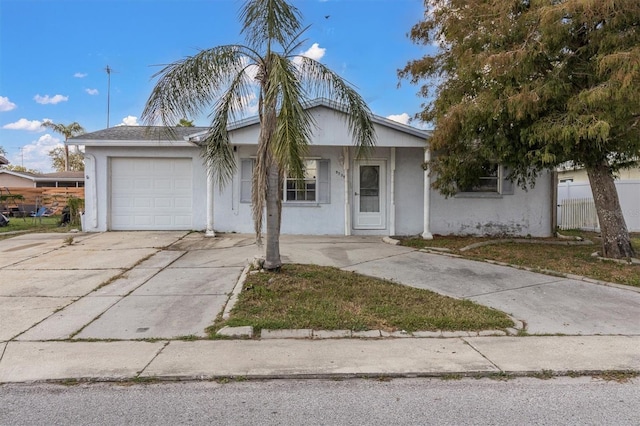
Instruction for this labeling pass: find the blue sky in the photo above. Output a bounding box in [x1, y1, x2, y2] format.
[0, 0, 432, 172]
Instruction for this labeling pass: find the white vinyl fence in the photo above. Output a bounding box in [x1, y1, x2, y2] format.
[558, 180, 640, 232]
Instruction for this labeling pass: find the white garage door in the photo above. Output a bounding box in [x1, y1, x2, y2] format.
[110, 158, 193, 230]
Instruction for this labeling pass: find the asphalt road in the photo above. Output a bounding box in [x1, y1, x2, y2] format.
[1, 378, 639, 425]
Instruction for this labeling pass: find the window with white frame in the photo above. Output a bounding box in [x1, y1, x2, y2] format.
[240, 159, 254, 203]
[285, 160, 318, 202]
[239, 158, 330, 204]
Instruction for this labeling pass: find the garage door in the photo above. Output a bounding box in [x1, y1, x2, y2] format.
[110, 158, 193, 230]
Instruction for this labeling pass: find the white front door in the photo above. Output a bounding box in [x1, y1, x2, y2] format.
[354, 160, 386, 229]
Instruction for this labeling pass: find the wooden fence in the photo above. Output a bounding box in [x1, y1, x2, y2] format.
[0, 187, 85, 217]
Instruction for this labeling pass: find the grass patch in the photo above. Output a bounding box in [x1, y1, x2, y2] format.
[0, 215, 72, 239]
[402, 232, 640, 288]
[210, 264, 513, 336]
[592, 370, 639, 383]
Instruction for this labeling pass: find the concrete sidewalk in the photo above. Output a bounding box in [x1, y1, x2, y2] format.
[1, 336, 639, 383]
[1, 231, 639, 383]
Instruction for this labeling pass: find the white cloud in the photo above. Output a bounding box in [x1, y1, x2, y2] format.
[85, 88, 99, 95]
[0, 96, 17, 112]
[2, 118, 47, 132]
[34, 94, 69, 105]
[301, 43, 326, 61]
[15, 134, 63, 172]
[386, 113, 411, 125]
[115, 115, 140, 126]
[74, 72, 87, 78]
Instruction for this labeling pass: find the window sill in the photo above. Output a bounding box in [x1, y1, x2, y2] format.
[454, 192, 503, 199]
[283, 202, 321, 207]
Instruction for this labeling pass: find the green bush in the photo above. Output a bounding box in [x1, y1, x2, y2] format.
[66, 196, 85, 226]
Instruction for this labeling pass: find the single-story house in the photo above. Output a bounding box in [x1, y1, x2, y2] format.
[70, 99, 554, 237]
[0, 170, 85, 188]
[558, 163, 640, 183]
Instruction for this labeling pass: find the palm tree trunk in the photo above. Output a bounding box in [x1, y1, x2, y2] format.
[586, 162, 635, 259]
[263, 154, 283, 270]
[64, 144, 69, 171]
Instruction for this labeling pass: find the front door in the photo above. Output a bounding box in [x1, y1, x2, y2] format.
[354, 161, 386, 229]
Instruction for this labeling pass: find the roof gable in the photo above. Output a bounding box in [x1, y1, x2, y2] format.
[72, 99, 430, 148]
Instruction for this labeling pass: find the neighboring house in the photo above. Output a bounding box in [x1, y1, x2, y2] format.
[0, 156, 8, 167]
[558, 163, 640, 183]
[0, 170, 84, 188]
[70, 99, 554, 237]
[556, 161, 640, 232]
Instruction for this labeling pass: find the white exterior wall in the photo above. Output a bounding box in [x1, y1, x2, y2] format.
[429, 172, 554, 237]
[213, 146, 350, 235]
[213, 145, 425, 236]
[559, 166, 640, 182]
[394, 147, 425, 235]
[84, 141, 552, 237]
[83, 146, 208, 232]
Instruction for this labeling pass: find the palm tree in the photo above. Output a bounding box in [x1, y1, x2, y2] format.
[142, 0, 376, 270]
[41, 121, 85, 171]
[176, 118, 194, 127]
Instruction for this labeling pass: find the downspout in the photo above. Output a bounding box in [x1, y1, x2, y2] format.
[343, 146, 351, 236]
[422, 147, 433, 240]
[205, 168, 215, 237]
[83, 153, 98, 229]
[390, 148, 396, 236]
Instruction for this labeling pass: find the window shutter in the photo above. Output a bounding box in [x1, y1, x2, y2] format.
[240, 159, 253, 202]
[501, 166, 514, 195]
[318, 159, 330, 203]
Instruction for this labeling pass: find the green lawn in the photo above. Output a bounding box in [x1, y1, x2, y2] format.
[0, 215, 66, 238]
[210, 264, 514, 336]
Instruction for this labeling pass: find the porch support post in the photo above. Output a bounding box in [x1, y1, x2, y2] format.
[343, 147, 351, 236]
[422, 147, 433, 240]
[205, 169, 215, 237]
[389, 147, 396, 236]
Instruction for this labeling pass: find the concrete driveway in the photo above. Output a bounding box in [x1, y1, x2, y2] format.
[1, 232, 640, 342]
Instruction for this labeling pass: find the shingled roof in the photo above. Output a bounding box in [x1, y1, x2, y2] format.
[69, 126, 210, 142]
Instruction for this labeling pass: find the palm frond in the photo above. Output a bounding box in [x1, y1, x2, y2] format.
[240, 0, 302, 50]
[202, 64, 258, 189]
[141, 45, 249, 127]
[41, 121, 85, 140]
[268, 53, 314, 179]
[296, 57, 376, 158]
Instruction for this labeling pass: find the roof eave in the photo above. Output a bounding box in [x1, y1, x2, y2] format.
[70, 140, 197, 148]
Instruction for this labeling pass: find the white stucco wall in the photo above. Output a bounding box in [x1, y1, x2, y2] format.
[394, 147, 425, 236]
[212, 146, 427, 236]
[84, 143, 552, 237]
[213, 146, 350, 235]
[429, 172, 554, 237]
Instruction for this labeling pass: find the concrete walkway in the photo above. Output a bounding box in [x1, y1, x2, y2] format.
[1, 231, 639, 383]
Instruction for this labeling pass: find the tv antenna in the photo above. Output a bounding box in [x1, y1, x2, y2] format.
[105, 65, 118, 128]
